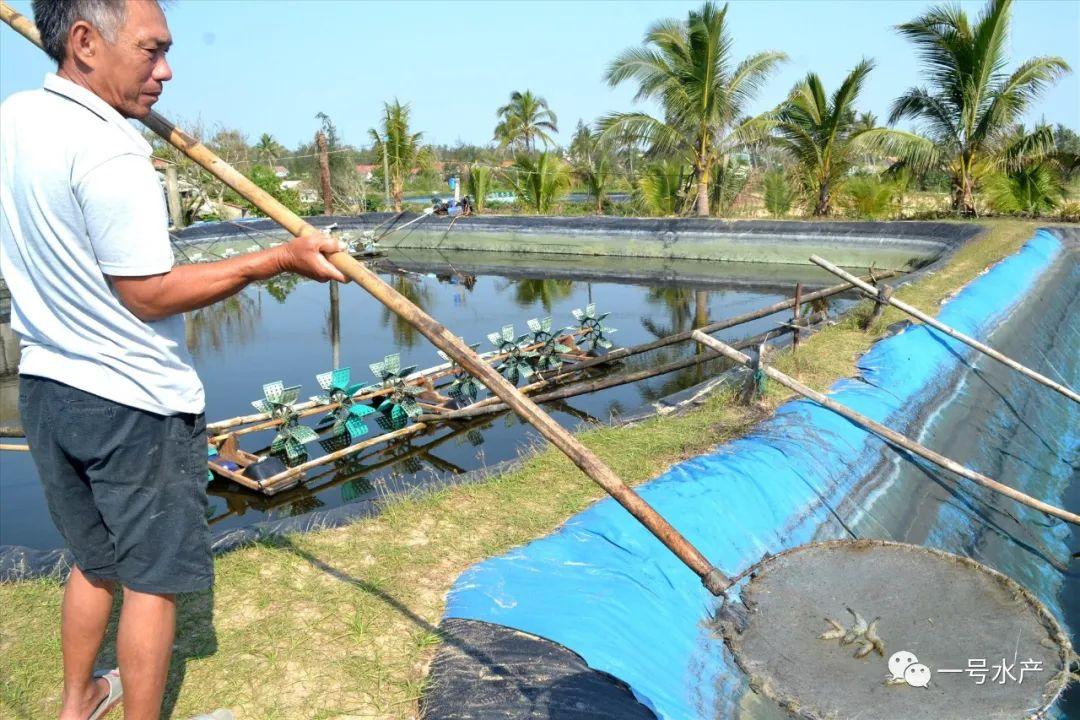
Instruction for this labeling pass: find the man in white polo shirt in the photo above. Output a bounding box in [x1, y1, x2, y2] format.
[0, 2, 345, 718]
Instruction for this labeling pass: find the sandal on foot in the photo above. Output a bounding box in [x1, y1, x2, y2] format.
[188, 710, 234, 720]
[86, 669, 122, 720]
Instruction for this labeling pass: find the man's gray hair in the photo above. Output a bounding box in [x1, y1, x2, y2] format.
[32, 0, 128, 65]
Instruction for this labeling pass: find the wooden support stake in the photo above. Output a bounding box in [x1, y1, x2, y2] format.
[792, 282, 802, 352]
[691, 331, 1080, 526]
[0, 2, 732, 596]
[810, 255, 1079, 404]
[864, 283, 893, 331]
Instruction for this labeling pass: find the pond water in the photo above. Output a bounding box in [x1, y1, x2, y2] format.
[0, 250, 855, 550]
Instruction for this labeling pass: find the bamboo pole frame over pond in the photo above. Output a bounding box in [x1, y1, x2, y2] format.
[691, 331, 1080, 526]
[223, 314, 825, 494]
[811, 255, 1080, 404]
[0, 1, 733, 595]
[417, 313, 827, 423]
[412, 272, 894, 422]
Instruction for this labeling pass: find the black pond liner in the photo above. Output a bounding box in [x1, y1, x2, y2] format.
[172, 216, 979, 271]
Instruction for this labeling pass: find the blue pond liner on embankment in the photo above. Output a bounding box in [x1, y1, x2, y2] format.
[435, 229, 1076, 719]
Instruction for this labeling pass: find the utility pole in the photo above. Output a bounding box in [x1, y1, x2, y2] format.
[316, 130, 333, 215]
[164, 165, 184, 228]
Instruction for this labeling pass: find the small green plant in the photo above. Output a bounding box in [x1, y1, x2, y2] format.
[1056, 200, 1080, 222]
[842, 175, 895, 220]
[763, 169, 794, 218]
[635, 161, 686, 216]
[466, 164, 494, 213]
[982, 164, 1064, 217]
[505, 152, 571, 214]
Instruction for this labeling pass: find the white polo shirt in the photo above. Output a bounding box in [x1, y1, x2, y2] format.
[0, 74, 204, 415]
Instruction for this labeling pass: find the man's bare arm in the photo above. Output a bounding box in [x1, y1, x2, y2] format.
[108, 232, 347, 322]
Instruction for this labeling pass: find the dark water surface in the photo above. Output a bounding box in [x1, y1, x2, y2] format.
[0, 251, 850, 549]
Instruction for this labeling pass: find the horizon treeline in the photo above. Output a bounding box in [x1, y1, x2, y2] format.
[153, 0, 1078, 223]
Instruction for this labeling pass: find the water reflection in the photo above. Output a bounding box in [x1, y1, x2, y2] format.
[185, 293, 261, 356]
[513, 278, 574, 312]
[380, 275, 434, 349]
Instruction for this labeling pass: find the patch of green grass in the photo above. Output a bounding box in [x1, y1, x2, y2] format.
[0, 219, 1045, 719]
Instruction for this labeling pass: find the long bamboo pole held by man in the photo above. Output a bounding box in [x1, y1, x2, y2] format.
[0, 2, 732, 596]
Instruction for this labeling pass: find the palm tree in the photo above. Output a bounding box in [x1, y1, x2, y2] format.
[569, 123, 614, 213]
[494, 90, 559, 152]
[773, 59, 924, 216]
[578, 154, 614, 214]
[254, 133, 286, 168]
[505, 152, 571, 214]
[635, 160, 688, 216]
[466, 163, 494, 213]
[600, 2, 786, 216]
[368, 100, 433, 212]
[889, 0, 1070, 215]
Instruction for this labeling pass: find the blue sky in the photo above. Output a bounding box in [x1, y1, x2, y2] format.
[1, 0, 1077, 151]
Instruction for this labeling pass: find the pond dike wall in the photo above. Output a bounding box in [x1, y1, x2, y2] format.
[174, 216, 979, 270]
[422, 227, 1079, 720]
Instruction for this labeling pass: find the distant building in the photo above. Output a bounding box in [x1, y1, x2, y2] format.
[273, 165, 289, 178]
[355, 163, 376, 181]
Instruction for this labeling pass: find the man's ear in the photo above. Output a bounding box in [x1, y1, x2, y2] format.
[67, 19, 100, 68]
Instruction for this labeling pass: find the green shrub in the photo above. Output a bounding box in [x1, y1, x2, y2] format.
[982, 164, 1064, 217]
[635, 161, 687, 216]
[842, 175, 895, 220]
[466, 164, 494, 213]
[763, 169, 794, 218]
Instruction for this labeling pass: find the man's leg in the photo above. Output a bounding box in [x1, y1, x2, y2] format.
[116, 589, 176, 720]
[58, 567, 116, 720]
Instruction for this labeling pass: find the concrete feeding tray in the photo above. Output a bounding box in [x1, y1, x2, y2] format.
[717, 539, 1073, 720]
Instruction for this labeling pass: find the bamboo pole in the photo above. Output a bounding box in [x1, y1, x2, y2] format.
[262, 424, 428, 494]
[691, 331, 1080, 526]
[810, 255, 1079, 404]
[792, 282, 802, 352]
[0, 2, 731, 595]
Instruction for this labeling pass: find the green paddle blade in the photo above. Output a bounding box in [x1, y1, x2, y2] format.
[319, 430, 352, 454]
[340, 477, 372, 503]
[286, 424, 315, 443]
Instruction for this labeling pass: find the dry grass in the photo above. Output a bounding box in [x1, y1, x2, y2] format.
[0, 219, 1045, 719]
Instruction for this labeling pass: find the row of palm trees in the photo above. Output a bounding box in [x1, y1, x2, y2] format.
[470, 0, 1070, 218]
[596, 0, 1070, 217]
[250, 0, 1071, 219]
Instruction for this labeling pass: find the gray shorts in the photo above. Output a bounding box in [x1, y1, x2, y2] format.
[19, 375, 213, 594]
